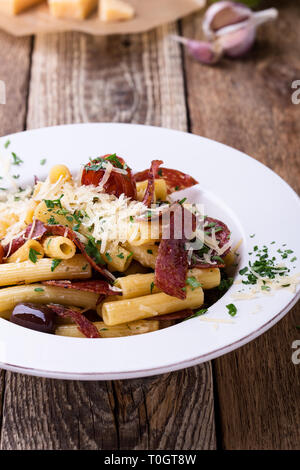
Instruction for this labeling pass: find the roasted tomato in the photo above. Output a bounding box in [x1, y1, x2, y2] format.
[81, 154, 137, 199]
[134, 167, 198, 193]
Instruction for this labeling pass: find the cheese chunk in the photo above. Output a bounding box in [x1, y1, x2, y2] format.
[48, 0, 97, 19]
[99, 0, 134, 22]
[0, 0, 43, 14]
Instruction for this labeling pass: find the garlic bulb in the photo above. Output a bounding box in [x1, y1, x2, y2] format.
[203, 1, 278, 58]
[203, 1, 252, 40]
[171, 1, 278, 65]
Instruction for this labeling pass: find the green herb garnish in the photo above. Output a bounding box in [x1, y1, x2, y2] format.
[186, 276, 202, 290]
[226, 303, 237, 317]
[11, 152, 23, 166]
[29, 248, 40, 264]
[51, 259, 62, 272]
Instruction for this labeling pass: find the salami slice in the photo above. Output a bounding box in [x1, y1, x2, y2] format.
[155, 204, 191, 300]
[142, 160, 163, 207]
[135, 167, 198, 193]
[47, 304, 100, 338]
[43, 279, 120, 296]
[81, 154, 137, 199]
[3, 220, 47, 258]
[204, 216, 231, 252]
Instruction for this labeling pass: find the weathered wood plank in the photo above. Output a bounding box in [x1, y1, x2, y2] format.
[0, 31, 32, 136]
[182, 0, 300, 449]
[0, 29, 32, 440]
[0, 25, 216, 450]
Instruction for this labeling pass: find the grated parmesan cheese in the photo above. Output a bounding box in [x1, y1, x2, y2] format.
[0, 177, 149, 249]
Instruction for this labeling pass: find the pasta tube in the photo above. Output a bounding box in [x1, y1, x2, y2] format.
[0, 284, 98, 315]
[43, 236, 76, 260]
[34, 201, 73, 227]
[49, 164, 72, 184]
[55, 320, 159, 338]
[99, 286, 204, 326]
[101, 242, 133, 272]
[115, 267, 220, 299]
[127, 221, 160, 246]
[0, 254, 91, 287]
[7, 240, 44, 264]
[124, 243, 158, 269]
[136, 179, 167, 202]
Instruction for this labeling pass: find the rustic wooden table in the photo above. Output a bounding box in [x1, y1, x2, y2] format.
[0, 0, 299, 450]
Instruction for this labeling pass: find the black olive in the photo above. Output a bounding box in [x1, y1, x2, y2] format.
[11, 303, 55, 334]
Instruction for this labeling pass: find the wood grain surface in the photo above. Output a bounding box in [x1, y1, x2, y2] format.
[182, 0, 300, 450]
[0, 0, 299, 450]
[0, 25, 216, 450]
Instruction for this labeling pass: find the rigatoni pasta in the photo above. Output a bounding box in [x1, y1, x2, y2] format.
[100, 286, 204, 326]
[0, 254, 91, 287]
[0, 153, 233, 338]
[7, 239, 44, 263]
[115, 268, 220, 299]
[43, 236, 76, 260]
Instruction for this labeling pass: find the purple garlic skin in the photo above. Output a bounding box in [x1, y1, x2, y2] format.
[203, 1, 252, 40]
[171, 2, 278, 65]
[171, 36, 222, 65]
[203, 1, 278, 59]
[217, 23, 256, 58]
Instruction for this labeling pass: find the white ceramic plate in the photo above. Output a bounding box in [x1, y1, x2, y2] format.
[0, 123, 299, 380]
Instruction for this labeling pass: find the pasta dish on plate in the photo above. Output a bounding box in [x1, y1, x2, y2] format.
[0, 154, 234, 338]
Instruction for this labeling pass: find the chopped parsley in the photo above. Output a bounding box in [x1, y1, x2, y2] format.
[34, 287, 44, 292]
[218, 277, 234, 292]
[239, 267, 248, 276]
[178, 197, 187, 205]
[147, 249, 153, 255]
[186, 276, 202, 290]
[4, 140, 10, 149]
[47, 216, 58, 225]
[44, 194, 64, 209]
[105, 252, 113, 262]
[105, 154, 123, 169]
[40, 158, 47, 166]
[240, 244, 291, 285]
[29, 248, 40, 264]
[11, 152, 23, 166]
[212, 255, 224, 264]
[184, 308, 208, 320]
[126, 252, 133, 263]
[117, 253, 124, 259]
[51, 259, 62, 272]
[85, 236, 104, 265]
[226, 303, 237, 317]
[150, 282, 155, 294]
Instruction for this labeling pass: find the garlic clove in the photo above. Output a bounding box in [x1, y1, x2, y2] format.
[171, 35, 223, 65]
[217, 23, 256, 58]
[203, 1, 251, 40]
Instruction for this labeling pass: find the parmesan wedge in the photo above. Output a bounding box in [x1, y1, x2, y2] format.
[0, 0, 43, 15]
[99, 0, 134, 22]
[48, 0, 97, 19]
